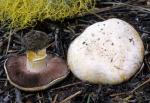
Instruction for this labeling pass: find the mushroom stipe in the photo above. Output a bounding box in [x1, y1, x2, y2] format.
[4, 30, 70, 91]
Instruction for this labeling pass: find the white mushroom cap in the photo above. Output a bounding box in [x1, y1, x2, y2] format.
[67, 18, 145, 85]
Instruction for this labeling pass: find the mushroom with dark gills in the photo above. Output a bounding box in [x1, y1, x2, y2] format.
[67, 18, 145, 85]
[4, 30, 69, 91]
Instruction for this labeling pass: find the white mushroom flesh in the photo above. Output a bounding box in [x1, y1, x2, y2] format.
[67, 18, 145, 84]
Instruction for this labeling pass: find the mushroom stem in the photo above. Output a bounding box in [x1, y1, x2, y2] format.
[27, 49, 47, 61]
[27, 49, 47, 72]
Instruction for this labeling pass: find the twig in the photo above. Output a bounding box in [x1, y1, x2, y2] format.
[36, 93, 42, 103]
[89, 11, 106, 20]
[5, 31, 12, 55]
[132, 63, 144, 79]
[47, 92, 53, 103]
[52, 94, 58, 103]
[145, 53, 150, 71]
[88, 6, 125, 14]
[50, 82, 82, 91]
[87, 94, 91, 103]
[59, 91, 82, 103]
[111, 77, 150, 97]
[76, 2, 130, 19]
[110, 92, 129, 97]
[123, 95, 133, 102]
[100, 2, 150, 13]
[131, 77, 150, 93]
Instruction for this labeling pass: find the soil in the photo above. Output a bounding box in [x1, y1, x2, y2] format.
[0, 0, 150, 103]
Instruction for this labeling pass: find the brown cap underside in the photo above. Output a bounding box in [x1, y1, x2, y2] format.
[4, 54, 69, 89]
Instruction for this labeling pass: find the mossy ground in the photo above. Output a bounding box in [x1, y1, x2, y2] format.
[0, 0, 95, 29]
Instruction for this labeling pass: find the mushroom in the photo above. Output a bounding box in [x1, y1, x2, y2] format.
[67, 18, 145, 85]
[4, 30, 69, 91]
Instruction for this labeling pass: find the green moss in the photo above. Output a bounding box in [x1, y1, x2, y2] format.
[0, 0, 95, 29]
